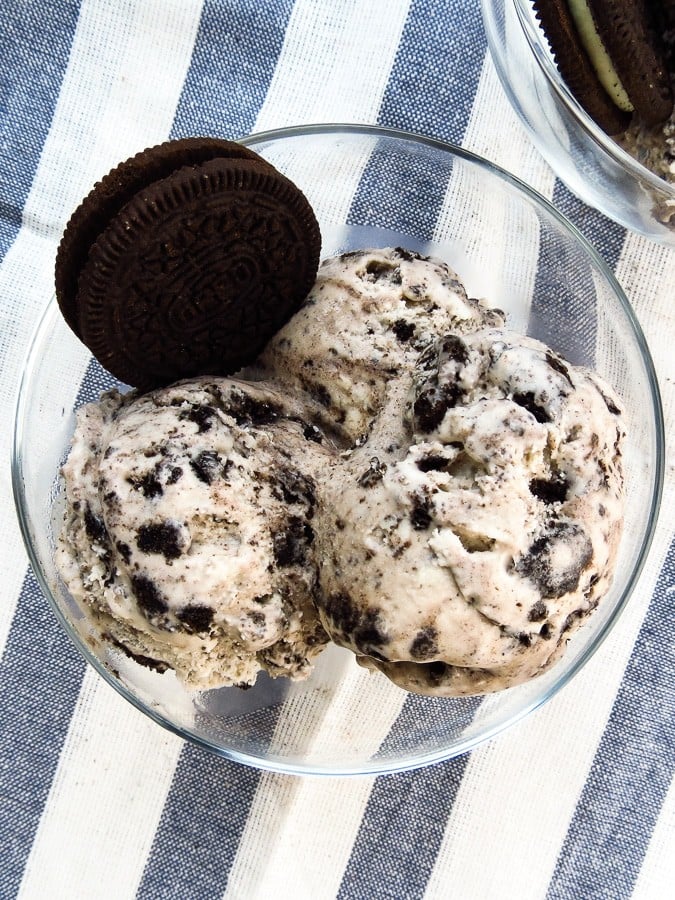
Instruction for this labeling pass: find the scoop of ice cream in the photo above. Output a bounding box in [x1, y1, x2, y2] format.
[314, 328, 625, 696]
[57, 378, 332, 689]
[256, 247, 503, 442]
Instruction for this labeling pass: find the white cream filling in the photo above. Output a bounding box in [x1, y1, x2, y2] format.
[568, 0, 634, 112]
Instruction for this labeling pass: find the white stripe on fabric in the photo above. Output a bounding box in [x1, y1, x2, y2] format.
[602, 239, 675, 475]
[222, 7, 419, 892]
[224, 773, 376, 900]
[263, 650, 406, 765]
[598, 232, 675, 900]
[604, 233, 675, 555]
[458, 52, 555, 315]
[18, 670, 184, 900]
[253, 0, 413, 131]
[423, 227, 674, 900]
[433, 55, 554, 333]
[5, 2, 203, 896]
[0, 230, 62, 656]
[632, 772, 675, 900]
[223, 670, 403, 900]
[0, 0, 204, 658]
[223, 667, 405, 899]
[461, 54, 555, 197]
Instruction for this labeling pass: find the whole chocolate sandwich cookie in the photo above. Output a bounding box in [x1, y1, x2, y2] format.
[55, 137, 321, 390]
[532, 0, 673, 134]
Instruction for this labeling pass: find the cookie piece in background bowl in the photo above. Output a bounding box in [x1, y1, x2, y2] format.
[531, 0, 672, 132]
[482, 0, 675, 241]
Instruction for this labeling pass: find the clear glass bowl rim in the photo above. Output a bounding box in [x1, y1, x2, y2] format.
[11, 123, 666, 776]
[488, 0, 675, 197]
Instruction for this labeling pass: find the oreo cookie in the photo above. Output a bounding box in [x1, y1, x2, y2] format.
[533, 0, 673, 134]
[55, 138, 321, 389]
[56, 138, 268, 339]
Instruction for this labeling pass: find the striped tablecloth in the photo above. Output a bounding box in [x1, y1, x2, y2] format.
[1, 2, 673, 897]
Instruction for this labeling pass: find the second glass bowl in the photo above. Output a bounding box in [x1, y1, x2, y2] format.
[482, 0, 675, 244]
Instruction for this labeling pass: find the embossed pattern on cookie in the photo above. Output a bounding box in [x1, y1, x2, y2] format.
[55, 137, 271, 338]
[76, 158, 320, 389]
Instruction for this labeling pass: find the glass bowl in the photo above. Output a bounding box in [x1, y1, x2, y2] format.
[12, 124, 664, 775]
[482, 0, 675, 244]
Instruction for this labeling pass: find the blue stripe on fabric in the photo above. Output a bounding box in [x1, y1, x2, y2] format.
[347, 137, 453, 241]
[77, 357, 119, 401]
[338, 695, 479, 898]
[546, 538, 675, 900]
[0, 0, 80, 261]
[136, 736, 277, 900]
[338, 754, 472, 900]
[552, 182, 626, 272]
[170, 0, 294, 141]
[375, 693, 481, 761]
[0, 570, 86, 896]
[339, 7, 488, 895]
[349, 0, 486, 243]
[528, 181, 626, 367]
[377, 0, 488, 144]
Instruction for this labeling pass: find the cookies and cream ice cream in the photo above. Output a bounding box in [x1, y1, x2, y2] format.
[57, 248, 626, 696]
[257, 247, 503, 441]
[57, 378, 332, 689]
[315, 328, 624, 695]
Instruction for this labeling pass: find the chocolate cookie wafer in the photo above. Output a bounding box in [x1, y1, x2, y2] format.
[533, 0, 673, 133]
[54, 139, 321, 389]
[55, 137, 272, 338]
[532, 0, 629, 134]
[581, 0, 672, 126]
[76, 156, 320, 390]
